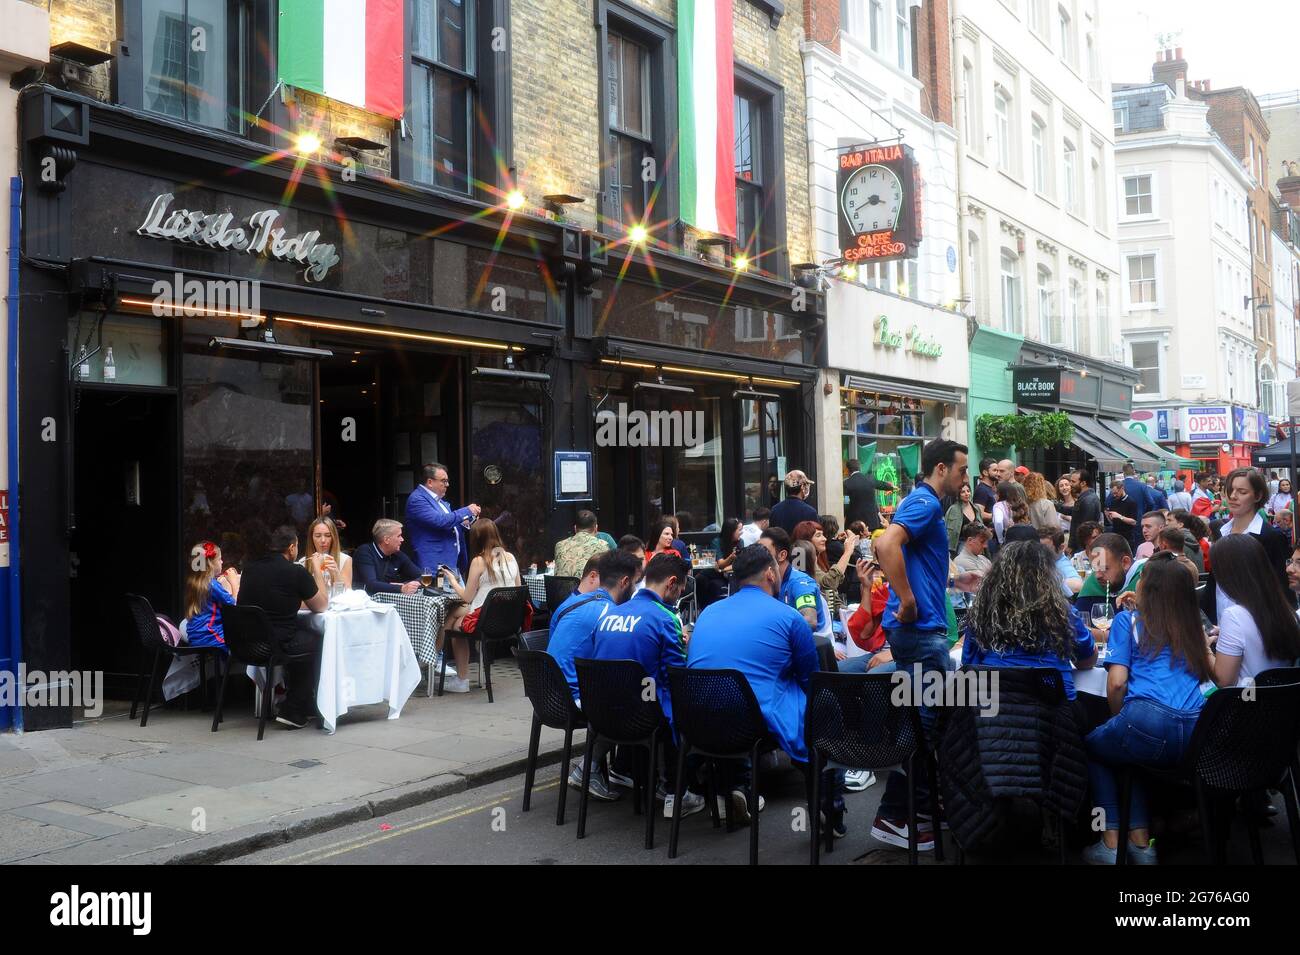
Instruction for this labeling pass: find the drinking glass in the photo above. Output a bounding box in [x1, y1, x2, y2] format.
[1090, 603, 1114, 634]
[420, 567, 434, 590]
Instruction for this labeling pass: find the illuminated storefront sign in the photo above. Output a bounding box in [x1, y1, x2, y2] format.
[836, 143, 921, 264]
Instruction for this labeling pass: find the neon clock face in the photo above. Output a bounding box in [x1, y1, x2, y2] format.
[841, 164, 904, 234]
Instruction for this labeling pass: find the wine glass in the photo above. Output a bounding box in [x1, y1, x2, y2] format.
[1090, 602, 1114, 635]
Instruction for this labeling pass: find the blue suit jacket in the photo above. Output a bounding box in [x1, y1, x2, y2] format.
[404, 486, 473, 577]
[1123, 477, 1157, 516]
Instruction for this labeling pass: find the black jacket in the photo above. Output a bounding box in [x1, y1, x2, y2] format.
[352, 541, 423, 595]
[1057, 489, 1102, 552]
[938, 668, 1088, 852]
[844, 471, 894, 531]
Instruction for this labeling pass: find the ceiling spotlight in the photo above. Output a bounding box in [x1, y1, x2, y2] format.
[734, 254, 750, 272]
[505, 189, 526, 211]
[294, 131, 322, 155]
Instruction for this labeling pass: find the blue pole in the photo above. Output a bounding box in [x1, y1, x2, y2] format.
[5, 176, 22, 732]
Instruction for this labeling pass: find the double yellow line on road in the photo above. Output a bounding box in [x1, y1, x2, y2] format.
[273, 780, 560, 864]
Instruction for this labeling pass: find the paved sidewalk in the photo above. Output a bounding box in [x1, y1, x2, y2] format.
[0, 660, 579, 864]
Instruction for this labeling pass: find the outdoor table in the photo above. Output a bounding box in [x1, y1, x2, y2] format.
[947, 642, 1107, 697]
[522, 574, 548, 609]
[372, 589, 452, 665]
[248, 600, 420, 734]
[311, 601, 420, 734]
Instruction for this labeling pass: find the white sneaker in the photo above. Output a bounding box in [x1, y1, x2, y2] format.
[664, 791, 706, 819]
[442, 675, 471, 693]
[717, 791, 766, 823]
[844, 770, 876, 792]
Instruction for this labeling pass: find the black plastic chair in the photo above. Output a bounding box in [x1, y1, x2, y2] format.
[211, 604, 317, 741]
[805, 671, 943, 865]
[517, 629, 551, 652]
[676, 573, 698, 623]
[666, 666, 771, 864]
[126, 593, 224, 728]
[1114, 679, 1300, 865]
[515, 648, 587, 825]
[438, 585, 528, 702]
[544, 575, 579, 611]
[574, 658, 666, 849]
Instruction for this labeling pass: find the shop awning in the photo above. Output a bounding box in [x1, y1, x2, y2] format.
[1252, 437, 1300, 468]
[1061, 414, 1129, 471]
[1079, 417, 1159, 471]
[1093, 418, 1195, 470]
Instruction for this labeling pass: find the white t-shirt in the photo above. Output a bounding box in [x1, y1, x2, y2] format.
[1216, 604, 1293, 684]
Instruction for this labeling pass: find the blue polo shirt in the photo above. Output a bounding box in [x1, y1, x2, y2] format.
[779, 564, 828, 636]
[547, 587, 614, 701]
[687, 584, 818, 762]
[590, 588, 685, 724]
[962, 608, 1096, 699]
[883, 482, 949, 632]
[1104, 610, 1208, 712]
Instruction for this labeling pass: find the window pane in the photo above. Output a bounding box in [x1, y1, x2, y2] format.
[187, 0, 231, 129]
[734, 93, 759, 183]
[610, 133, 648, 225]
[736, 182, 762, 254]
[413, 0, 436, 59]
[432, 69, 472, 191]
[609, 35, 648, 136]
[675, 398, 723, 533]
[439, 0, 468, 71]
[143, 0, 190, 121]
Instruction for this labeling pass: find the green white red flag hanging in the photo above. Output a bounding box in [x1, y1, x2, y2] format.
[278, 0, 405, 120]
[677, 0, 736, 238]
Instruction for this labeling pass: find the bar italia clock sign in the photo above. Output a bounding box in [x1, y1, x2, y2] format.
[837, 143, 922, 264]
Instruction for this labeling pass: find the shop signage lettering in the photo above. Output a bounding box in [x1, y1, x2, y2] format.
[1013, 368, 1061, 404]
[1183, 406, 1230, 442]
[137, 194, 341, 282]
[872, 316, 943, 358]
[836, 143, 920, 265]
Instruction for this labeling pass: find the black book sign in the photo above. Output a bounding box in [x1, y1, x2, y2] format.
[836, 143, 921, 265]
[1013, 368, 1062, 404]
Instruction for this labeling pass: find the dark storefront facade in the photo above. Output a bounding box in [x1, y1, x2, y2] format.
[17, 86, 818, 727]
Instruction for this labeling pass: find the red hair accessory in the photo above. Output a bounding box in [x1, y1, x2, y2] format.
[202, 541, 217, 560]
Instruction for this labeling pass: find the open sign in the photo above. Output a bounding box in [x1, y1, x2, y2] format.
[1182, 406, 1230, 442]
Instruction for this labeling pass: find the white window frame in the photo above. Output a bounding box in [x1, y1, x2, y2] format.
[1057, 4, 1076, 69]
[994, 86, 1013, 172]
[1095, 287, 1108, 356]
[1066, 278, 1081, 350]
[1124, 251, 1160, 311]
[1037, 265, 1054, 341]
[1127, 336, 1165, 399]
[1113, 102, 1127, 134]
[1062, 138, 1078, 213]
[1260, 362, 1277, 418]
[1001, 248, 1024, 334]
[869, 0, 884, 53]
[962, 57, 982, 153]
[966, 229, 982, 320]
[1031, 115, 1048, 195]
[1091, 156, 1105, 230]
[894, 0, 911, 74]
[1122, 173, 1153, 218]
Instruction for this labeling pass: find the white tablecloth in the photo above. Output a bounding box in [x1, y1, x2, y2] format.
[312, 603, 421, 734]
[949, 643, 1107, 697]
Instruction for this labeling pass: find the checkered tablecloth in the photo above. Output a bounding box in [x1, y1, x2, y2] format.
[522, 575, 548, 609]
[372, 592, 451, 665]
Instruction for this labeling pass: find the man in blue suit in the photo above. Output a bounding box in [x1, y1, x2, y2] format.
[405, 462, 480, 579]
[1120, 463, 1158, 514]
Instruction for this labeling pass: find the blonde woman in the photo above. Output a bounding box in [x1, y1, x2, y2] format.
[440, 518, 522, 693]
[1023, 471, 1059, 534]
[299, 516, 351, 589]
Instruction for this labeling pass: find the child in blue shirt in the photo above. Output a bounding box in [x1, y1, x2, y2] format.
[1083, 554, 1213, 865]
[182, 540, 237, 651]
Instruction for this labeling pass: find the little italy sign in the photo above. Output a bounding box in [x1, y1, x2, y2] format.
[872, 315, 943, 358]
[137, 193, 341, 282]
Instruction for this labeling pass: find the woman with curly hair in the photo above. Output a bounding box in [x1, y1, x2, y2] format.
[991, 480, 1030, 544]
[1023, 471, 1059, 534]
[961, 541, 1097, 699]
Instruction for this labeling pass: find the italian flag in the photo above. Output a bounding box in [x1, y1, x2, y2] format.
[678, 0, 736, 238]
[278, 0, 405, 120]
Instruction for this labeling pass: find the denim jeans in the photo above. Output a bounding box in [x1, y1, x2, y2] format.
[1085, 698, 1201, 831]
[835, 650, 896, 674]
[878, 625, 952, 820]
